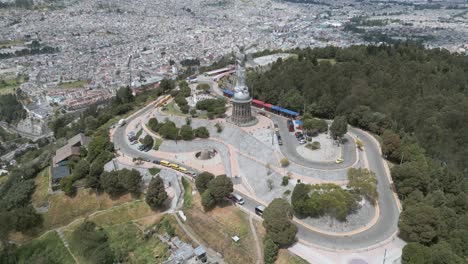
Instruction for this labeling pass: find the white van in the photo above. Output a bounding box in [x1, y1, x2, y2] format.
[229, 193, 245, 205]
[255, 205, 266, 216]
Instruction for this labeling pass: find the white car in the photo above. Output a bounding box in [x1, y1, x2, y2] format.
[299, 139, 306, 144]
[335, 158, 344, 164]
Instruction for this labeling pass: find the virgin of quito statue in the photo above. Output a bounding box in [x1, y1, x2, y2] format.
[228, 46, 257, 126]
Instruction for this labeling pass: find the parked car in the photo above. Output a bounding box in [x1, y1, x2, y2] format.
[186, 171, 197, 178]
[152, 159, 160, 164]
[228, 193, 245, 205]
[299, 139, 306, 144]
[255, 205, 266, 216]
[130, 140, 138, 145]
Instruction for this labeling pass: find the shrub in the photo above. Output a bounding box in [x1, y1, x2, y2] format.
[263, 238, 279, 264]
[281, 176, 289, 186]
[194, 127, 209, 138]
[280, 158, 289, 167]
[215, 122, 223, 133]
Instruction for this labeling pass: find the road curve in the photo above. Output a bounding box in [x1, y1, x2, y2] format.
[111, 96, 401, 250]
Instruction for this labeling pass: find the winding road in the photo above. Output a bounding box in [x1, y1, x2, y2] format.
[111, 89, 401, 251]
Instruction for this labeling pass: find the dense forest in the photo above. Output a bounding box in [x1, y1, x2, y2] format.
[248, 43, 468, 262]
[0, 94, 26, 124]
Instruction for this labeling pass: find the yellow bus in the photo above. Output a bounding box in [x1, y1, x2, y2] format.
[177, 167, 187, 173]
[160, 160, 170, 167]
[169, 163, 179, 169]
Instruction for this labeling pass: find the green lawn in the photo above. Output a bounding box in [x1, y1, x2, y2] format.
[153, 138, 163, 150]
[149, 167, 161, 176]
[181, 177, 193, 209]
[16, 231, 75, 264]
[135, 128, 143, 139]
[58, 80, 87, 89]
[164, 101, 188, 117]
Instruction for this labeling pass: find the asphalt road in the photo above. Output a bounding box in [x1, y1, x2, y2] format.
[113, 94, 400, 250]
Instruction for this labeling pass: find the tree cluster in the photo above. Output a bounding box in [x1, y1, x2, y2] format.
[148, 118, 209, 140]
[195, 98, 226, 119]
[291, 183, 360, 221]
[145, 176, 168, 210]
[98, 168, 142, 197]
[173, 81, 191, 114]
[301, 114, 328, 137]
[0, 162, 44, 240]
[0, 94, 26, 124]
[195, 172, 233, 210]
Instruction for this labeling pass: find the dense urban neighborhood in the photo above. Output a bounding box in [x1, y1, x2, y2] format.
[0, 0, 468, 264]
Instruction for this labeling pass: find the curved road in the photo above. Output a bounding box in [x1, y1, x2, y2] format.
[112, 95, 400, 250]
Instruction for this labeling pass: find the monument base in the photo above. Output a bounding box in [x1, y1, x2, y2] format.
[226, 115, 258, 127]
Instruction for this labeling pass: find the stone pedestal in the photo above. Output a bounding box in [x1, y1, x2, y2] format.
[228, 97, 258, 127]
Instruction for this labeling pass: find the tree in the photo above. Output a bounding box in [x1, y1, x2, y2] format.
[86, 160, 104, 189]
[263, 198, 297, 247]
[263, 237, 279, 264]
[73, 159, 90, 179]
[160, 79, 174, 92]
[330, 116, 347, 140]
[207, 175, 233, 202]
[142, 135, 154, 147]
[100, 171, 122, 196]
[201, 188, 216, 210]
[402, 243, 431, 264]
[159, 122, 179, 140]
[11, 205, 43, 232]
[60, 177, 76, 196]
[116, 86, 133, 104]
[148, 117, 159, 132]
[180, 125, 194, 140]
[398, 205, 440, 244]
[391, 162, 430, 198]
[87, 136, 114, 162]
[291, 183, 310, 216]
[146, 176, 168, 209]
[118, 169, 142, 194]
[195, 172, 214, 193]
[194, 127, 209, 138]
[382, 130, 401, 161]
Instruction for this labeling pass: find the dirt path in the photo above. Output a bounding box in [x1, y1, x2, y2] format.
[249, 215, 263, 264]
